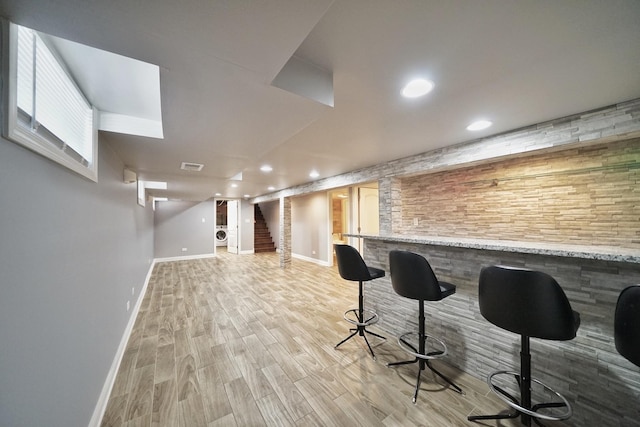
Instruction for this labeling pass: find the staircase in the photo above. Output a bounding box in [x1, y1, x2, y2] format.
[254, 205, 276, 253]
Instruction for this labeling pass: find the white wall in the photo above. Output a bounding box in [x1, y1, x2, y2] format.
[291, 192, 329, 264]
[0, 135, 154, 427]
[154, 200, 215, 259]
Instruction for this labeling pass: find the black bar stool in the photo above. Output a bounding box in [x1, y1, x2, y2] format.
[334, 244, 386, 359]
[468, 265, 581, 427]
[387, 250, 463, 403]
[615, 285, 640, 368]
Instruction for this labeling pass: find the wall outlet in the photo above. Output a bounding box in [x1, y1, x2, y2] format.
[126, 300, 130, 311]
[182, 247, 187, 252]
[312, 250, 316, 255]
[413, 217, 419, 226]
[202, 218, 206, 223]
[131, 287, 135, 295]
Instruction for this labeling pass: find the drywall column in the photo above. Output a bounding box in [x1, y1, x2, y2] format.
[279, 196, 291, 268]
[378, 176, 402, 234]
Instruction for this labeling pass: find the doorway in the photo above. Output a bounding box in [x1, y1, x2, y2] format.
[215, 199, 239, 254]
[328, 182, 379, 261]
[352, 183, 379, 253]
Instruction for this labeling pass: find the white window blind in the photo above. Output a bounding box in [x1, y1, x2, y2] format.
[16, 25, 94, 163]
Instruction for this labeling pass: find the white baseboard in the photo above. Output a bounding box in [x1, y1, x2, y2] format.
[240, 249, 255, 255]
[88, 259, 156, 427]
[292, 252, 330, 266]
[154, 253, 215, 263]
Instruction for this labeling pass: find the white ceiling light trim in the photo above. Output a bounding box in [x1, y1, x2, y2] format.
[467, 120, 493, 131]
[401, 79, 434, 98]
[260, 165, 273, 172]
[309, 170, 319, 178]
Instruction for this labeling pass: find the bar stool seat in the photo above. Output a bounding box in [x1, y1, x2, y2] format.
[334, 244, 386, 359]
[468, 265, 580, 427]
[387, 250, 463, 403]
[615, 285, 640, 367]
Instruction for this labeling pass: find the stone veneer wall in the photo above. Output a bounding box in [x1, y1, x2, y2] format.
[248, 99, 640, 424]
[362, 238, 640, 427]
[398, 138, 640, 249]
[279, 197, 291, 268]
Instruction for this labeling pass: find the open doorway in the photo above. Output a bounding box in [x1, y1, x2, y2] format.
[328, 182, 379, 262]
[330, 188, 350, 243]
[352, 182, 379, 253]
[329, 188, 350, 265]
[214, 199, 239, 254]
[215, 200, 228, 252]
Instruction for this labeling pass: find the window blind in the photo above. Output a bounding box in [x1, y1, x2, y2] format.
[16, 26, 94, 162]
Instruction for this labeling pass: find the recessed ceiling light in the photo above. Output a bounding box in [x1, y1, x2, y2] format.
[231, 183, 238, 188]
[267, 186, 275, 191]
[260, 165, 273, 172]
[215, 192, 221, 196]
[467, 120, 493, 131]
[401, 79, 434, 98]
[309, 170, 319, 178]
[243, 194, 250, 198]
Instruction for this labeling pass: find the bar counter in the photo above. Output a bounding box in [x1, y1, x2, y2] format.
[345, 233, 640, 264]
[343, 233, 640, 427]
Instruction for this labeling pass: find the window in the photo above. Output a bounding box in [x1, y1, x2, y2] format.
[3, 21, 98, 181]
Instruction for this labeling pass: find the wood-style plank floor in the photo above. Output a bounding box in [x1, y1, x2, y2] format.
[101, 250, 569, 427]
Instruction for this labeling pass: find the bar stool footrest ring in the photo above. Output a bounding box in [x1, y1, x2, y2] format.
[487, 370, 572, 421]
[397, 332, 447, 360]
[343, 309, 379, 327]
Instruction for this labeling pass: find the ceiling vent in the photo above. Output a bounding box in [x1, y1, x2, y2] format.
[181, 162, 204, 172]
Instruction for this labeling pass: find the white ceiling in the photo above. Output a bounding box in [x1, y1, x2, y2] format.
[2, 0, 640, 201]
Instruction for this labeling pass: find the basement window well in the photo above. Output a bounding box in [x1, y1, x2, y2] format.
[2, 21, 98, 181]
[1, 19, 163, 182]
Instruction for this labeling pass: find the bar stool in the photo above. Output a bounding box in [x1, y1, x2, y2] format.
[334, 244, 386, 359]
[615, 285, 640, 367]
[468, 265, 581, 427]
[387, 250, 463, 403]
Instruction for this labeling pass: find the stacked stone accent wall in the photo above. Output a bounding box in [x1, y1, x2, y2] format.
[398, 138, 640, 249]
[279, 197, 291, 268]
[254, 99, 640, 206]
[362, 238, 640, 427]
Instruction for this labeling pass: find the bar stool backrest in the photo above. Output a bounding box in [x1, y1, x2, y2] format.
[479, 265, 579, 341]
[615, 285, 640, 367]
[389, 250, 444, 301]
[334, 244, 371, 282]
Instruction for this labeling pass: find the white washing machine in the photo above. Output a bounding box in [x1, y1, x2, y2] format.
[215, 226, 228, 246]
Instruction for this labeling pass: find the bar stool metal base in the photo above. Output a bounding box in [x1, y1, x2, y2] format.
[388, 331, 464, 403]
[468, 335, 573, 427]
[468, 370, 571, 426]
[335, 308, 385, 360]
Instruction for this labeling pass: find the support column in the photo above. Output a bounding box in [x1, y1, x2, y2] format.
[279, 196, 291, 268]
[378, 177, 402, 235]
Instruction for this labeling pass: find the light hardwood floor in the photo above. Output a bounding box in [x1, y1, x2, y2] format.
[101, 250, 569, 427]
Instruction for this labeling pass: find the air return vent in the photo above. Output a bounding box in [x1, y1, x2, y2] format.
[180, 162, 204, 172]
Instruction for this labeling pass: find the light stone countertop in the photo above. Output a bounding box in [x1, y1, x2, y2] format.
[343, 233, 640, 264]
